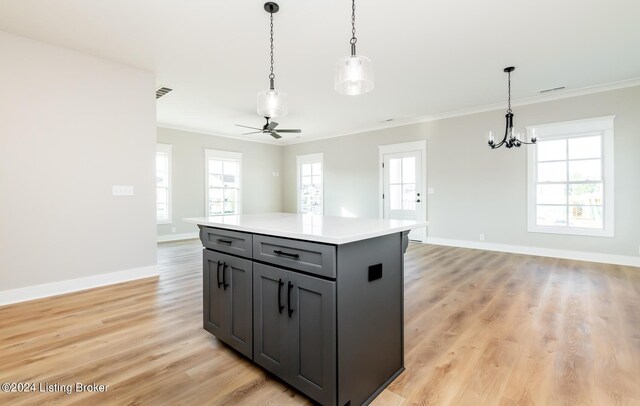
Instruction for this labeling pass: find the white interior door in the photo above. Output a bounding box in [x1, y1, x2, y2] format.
[383, 151, 426, 241]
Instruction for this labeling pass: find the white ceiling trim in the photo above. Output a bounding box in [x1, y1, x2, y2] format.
[282, 77, 640, 146]
[157, 123, 281, 146]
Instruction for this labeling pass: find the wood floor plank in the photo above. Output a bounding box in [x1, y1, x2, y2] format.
[1, 239, 639, 405]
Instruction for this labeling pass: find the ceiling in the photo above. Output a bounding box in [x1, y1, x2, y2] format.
[1, 0, 639, 144]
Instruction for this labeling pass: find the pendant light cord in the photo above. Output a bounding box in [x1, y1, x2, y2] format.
[269, 11, 275, 87]
[350, 0, 357, 45]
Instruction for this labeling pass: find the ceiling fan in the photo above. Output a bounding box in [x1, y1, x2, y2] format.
[236, 117, 301, 140]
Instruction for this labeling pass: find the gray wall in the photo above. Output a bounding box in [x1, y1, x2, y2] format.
[157, 127, 282, 237]
[0, 31, 157, 291]
[282, 86, 640, 257]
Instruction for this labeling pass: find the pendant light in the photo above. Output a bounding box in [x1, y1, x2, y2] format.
[334, 0, 374, 95]
[488, 67, 537, 149]
[257, 2, 288, 118]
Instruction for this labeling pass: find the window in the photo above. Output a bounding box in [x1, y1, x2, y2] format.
[205, 149, 241, 216]
[296, 153, 323, 214]
[527, 116, 614, 237]
[156, 144, 172, 224]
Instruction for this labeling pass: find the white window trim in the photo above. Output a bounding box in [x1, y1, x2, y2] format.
[204, 149, 242, 216]
[156, 143, 173, 225]
[296, 153, 324, 214]
[526, 116, 615, 237]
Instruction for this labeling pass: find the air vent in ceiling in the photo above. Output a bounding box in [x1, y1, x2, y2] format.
[540, 86, 565, 94]
[156, 87, 173, 99]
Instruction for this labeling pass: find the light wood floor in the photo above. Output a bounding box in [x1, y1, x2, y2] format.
[1, 241, 639, 405]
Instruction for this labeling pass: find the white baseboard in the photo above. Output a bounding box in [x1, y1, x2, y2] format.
[157, 232, 199, 242]
[424, 237, 640, 268]
[0, 265, 159, 307]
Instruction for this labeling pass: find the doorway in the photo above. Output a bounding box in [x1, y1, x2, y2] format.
[379, 141, 427, 242]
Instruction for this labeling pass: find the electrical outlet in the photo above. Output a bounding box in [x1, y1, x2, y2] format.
[272, 171, 279, 177]
[172, 227, 176, 233]
[427, 188, 435, 195]
[479, 233, 486, 241]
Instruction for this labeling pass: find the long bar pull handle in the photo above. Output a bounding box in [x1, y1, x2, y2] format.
[277, 279, 284, 314]
[216, 261, 222, 288]
[287, 281, 294, 318]
[274, 250, 300, 259]
[222, 262, 229, 290]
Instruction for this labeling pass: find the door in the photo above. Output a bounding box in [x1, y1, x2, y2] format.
[287, 271, 336, 405]
[203, 250, 253, 358]
[383, 150, 426, 241]
[203, 249, 227, 340]
[253, 263, 289, 377]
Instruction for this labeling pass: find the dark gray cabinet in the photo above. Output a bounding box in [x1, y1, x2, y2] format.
[253, 263, 336, 405]
[203, 249, 253, 358]
[200, 225, 407, 406]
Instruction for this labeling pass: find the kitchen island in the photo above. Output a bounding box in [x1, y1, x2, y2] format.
[184, 213, 427, 406]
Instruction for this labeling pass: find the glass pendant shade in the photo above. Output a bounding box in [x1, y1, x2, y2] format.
[334, 54, 374, 96]
[256, 89, 288, 118]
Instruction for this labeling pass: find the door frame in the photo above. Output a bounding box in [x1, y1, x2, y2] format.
[378, 140, 427, 242]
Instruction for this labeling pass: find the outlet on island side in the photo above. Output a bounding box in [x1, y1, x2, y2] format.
[479, 233, 486, 241]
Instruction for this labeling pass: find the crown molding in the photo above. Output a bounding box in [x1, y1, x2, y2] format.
[282, 76, 640, 146]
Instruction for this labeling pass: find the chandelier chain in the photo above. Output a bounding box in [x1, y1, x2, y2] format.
[507, 70, 512, 113]
[350, 0, 357, 45]
[269, 12, 275, 80]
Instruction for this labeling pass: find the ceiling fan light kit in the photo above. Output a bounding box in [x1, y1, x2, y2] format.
[487, 67, 537, 150]
[334, 0, 374, 95]
[256, 2, 288, 118]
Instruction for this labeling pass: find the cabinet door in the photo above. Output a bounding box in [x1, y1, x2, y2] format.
[223, 254, 253, 358]
[287, 272, 336, 405]
[253, 263, 289, 377]
[203, 249, 227, 340]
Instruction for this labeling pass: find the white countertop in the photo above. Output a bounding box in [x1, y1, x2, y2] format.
[184, 213, 428, 245]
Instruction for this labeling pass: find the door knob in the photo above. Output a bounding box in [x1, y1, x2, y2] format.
[416, 199, 421, 203]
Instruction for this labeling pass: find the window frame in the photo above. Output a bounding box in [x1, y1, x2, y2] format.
[296, 153, 324, 215]
[156, 144, 173, 225]
[526, 116, 615, 237]
[204, 149, 242, 217]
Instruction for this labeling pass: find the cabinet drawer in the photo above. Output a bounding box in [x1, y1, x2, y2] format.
[253, 235, 336, 279]
[200, 227, 252, 258]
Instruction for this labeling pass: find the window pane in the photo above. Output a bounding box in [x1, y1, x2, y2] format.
[402, 157, 415, 183]
[224, 201, 236, 214]
[209, 174, 223, 187]
[302, 175, 311, 186]
[156, 187, 167, 204]
[312, 175, 321, 186]
[210, 188, 223, 202]
[224, 188, 237, 204]
[156, 171, 168, 187]
[302, 163, 311, 176]
[569, 183, 603, 205]
[538, 162, 567, 182]
[569, 159, 601, 181]
[537, 184, 566, 205]
[223, 174, 236, 187]
[209, 159, 223, 174]
[569, 136, 601, 160]
[402, 184, 416, 210]
[390, 184, 402, 210]
[312, 163, 321, 175]
[537, 205, 567, 226]
[569, 205, 603, 228]
[157, 204, 167, 221]
[209, 201, 223, 216]
[389, 158, 402, 184]
[156, 154, 167, 171]
[537, 139, 566, 162]
[223, 160, 237, 176]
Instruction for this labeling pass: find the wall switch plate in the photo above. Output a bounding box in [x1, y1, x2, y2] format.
[171, 227, 176, 233]
[112, 185, 134, 196]
[427, 188, 435, 195]
[272, 171, 279, 177]
[479, 233, 486, 241]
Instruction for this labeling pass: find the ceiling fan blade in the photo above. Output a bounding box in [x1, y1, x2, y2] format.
[267, 121, 279, 131]
[275, 129, 301, 133]
[242, 131, 263, 135]
[236, 124, 262, 130]
[270, 132, 282, 139]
